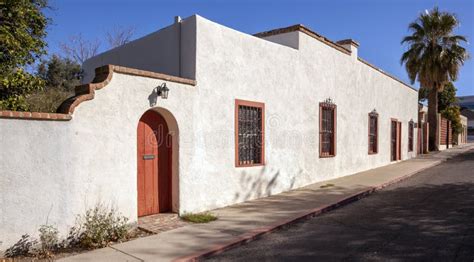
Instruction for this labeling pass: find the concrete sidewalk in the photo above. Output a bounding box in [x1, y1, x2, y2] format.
[60, 144, 474, 262]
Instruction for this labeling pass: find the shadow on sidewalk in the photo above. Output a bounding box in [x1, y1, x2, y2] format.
[206, 150, 474, 261]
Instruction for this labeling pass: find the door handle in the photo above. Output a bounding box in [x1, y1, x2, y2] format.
[143, 154, 155, 160]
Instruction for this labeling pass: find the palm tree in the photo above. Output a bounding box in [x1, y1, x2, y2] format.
[401, 7, 469, 151]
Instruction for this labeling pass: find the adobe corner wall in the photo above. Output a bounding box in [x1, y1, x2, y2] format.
[0, 65, 197, 252]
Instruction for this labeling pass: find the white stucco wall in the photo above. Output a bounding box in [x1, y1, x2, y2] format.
[178, 15, 418, 213]
[82, 18, 196, 83]
[0, 15, 418, 251]
[0, 73, 196, 252]
[457, 115, 468, 144]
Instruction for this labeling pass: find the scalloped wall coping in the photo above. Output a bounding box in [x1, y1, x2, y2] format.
[0, 65, 197, 121]
[57, 65, 197, 115]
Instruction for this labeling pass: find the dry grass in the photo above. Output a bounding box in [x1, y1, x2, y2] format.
[180, 212, 217, 223]
[320, 183, 335, 188]
[26, 89, 73, 113]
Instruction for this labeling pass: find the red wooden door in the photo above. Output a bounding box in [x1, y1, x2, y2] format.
[137, 110, 172, 217]
[397, 121, 402, 160]
[391, 120, 397, 161]
[417, 127, 422, 155]
[391, 120, 402, 161]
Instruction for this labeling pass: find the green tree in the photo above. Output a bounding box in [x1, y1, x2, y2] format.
[37, 55, 82, 92]
[437, 82, 463, 136]
[0, 0, 49, 110]
[437, 82, 457, 112]
[419, 82, 458, 109]
[441, 106, 463, 136]
[401, 7, 469, 151]
[27, 55, 82, 112]
[418, 86, 429, 102]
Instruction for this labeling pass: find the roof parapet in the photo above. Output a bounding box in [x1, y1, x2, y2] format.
[337, 39, 359, 59]
[254, 23, 415, 91]
[254, 24, 351, 55]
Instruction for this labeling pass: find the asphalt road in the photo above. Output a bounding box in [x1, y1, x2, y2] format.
[206, 149, 474, 262]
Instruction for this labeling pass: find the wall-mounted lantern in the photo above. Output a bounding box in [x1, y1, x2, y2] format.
[156, 83, 170, 99]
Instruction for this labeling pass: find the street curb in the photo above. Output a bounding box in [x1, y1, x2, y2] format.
[174, 160, 447, 262]
[176, 146, 474, 262]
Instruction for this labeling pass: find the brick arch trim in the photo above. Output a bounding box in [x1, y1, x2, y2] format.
[56, 65, 114, 115]
[0, 65, 196, 121]
[57, 65, 197, 115]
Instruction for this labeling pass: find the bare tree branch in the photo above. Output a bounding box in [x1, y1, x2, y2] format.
[60, 34, 101, 65]
[106, 26, 135, 48]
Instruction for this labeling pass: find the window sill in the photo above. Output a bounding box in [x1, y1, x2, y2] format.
[319, 155, 335, 158]
[235, 163, 265, 168]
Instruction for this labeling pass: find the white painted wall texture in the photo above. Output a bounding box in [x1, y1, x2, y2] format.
[183, 15, 418, 212]
[0, 15, 418, 251]
[82, 17, 196, 83]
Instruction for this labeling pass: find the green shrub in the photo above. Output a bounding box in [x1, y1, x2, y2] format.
[36, 224, 60, 258]
[3, 204, 132, 258]
[181, 212, 217, 223]
[67, 203, 130, 249]
[4, 234, 36, 258]
[4, 225, 61, 259]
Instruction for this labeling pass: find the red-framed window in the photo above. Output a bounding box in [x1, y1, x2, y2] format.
[235, 99, 265, 167]
[368, 111, 378, 154]
[319, 100, 336, 158]
[408, 120, 414, 152]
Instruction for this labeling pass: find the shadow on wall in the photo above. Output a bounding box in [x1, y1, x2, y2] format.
[233, 165, 303, 203]
[148, 88, 158, 107]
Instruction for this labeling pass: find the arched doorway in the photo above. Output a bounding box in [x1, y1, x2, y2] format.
[137, 110, 172, 216]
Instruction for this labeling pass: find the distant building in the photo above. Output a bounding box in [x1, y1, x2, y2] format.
[457, 95, 474, 110]
[457, 96, 474, 141]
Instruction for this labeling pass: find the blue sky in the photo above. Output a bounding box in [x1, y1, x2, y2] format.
[45, 0, 473, 96]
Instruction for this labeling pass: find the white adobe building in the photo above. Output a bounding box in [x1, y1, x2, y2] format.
[0, 15, 419, 251]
